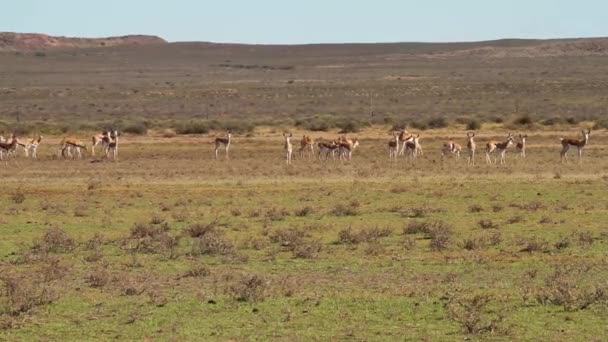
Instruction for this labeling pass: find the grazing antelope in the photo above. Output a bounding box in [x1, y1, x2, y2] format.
[441, 139, 461, 161]
[24, 135, 43, 159]
[516, 134, 527, 159]
[299, 135, 314, 160]
[105, 130, 119, 160]
[214, 131, 232, 160]
[404, 134, 421, 163]
[91, 131, 110, 156]
[338, 137, 360, 161]
[388, 132, 400, 161]
[466, 132, 476, 165]
[0, 135, 24, 161]
[485, 133, 515, 165]
[284, 133, 293, 165]
[59, 137, 87, 159]
[317, 140, 339, 161]
[560, 129, 590, 163]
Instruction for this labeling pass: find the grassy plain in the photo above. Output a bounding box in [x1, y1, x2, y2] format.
[0, 128, 607, 340]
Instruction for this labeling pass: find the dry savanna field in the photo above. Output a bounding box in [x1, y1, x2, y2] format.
[1, 38, 608, 340]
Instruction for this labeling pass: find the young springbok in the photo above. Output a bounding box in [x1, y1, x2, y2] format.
[214, 131, 232, 160]
[24, 135, 43, 159]
[338, 137, 360, 161]
[299, 135, 314, 160]
[59, 137, 87, 159]
[516, 134, 527, 159]
[485, 133, 515, 165]
[105, 130, 119, 160]
[441, 139, 461, 161]
[466, 132, 476, 165]
[91, 131, 110, 157]
[560, 129, 590, 163]
[284, 133, 293, 165]
[404, 134, 421, 163]
[388, 132, 399, 161]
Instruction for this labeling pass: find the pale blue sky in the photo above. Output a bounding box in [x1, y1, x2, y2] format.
[2, 0, 607, 44]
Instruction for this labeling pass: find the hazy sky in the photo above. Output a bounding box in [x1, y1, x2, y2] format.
[3, 0, 607, 44]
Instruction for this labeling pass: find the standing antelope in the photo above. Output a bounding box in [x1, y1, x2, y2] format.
[91, 131, 110, 156]
[214, 131, 232, 160]
[560, 129, 590, 163]
[0, 135, 24, 161]
[317, 140, 339, 161]
[485, 133, 514, 165]
[338, 138, 360, 161]
[284, 133, 293, 165]
[24, 135, 43, 159]
[404, 134, 421, 163]
[516, 134, 527, 159]
[299, 135, 314, 160]
[59, 137, 87, 159]
[388, 132, 399, 161]
[466, 132, 476, 165]
[105, 130, 118, 160]
[441, 139, 461, 161]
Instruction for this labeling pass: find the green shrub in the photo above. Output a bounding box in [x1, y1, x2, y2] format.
[466, 119, 481, 130]
[427, 116, 448, 129]
[123, 122, 148, 135]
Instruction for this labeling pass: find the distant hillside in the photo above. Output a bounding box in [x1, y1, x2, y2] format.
[0, 32, 167, 51]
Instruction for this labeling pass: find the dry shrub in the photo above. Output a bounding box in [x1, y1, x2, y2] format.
[533, 265, 608, 311]
[11, 190, 26, 204]
[113, 273, 148, 296]
[73, 204, 89, 217]
[228, 273, 269, 302]
[162, 128, 176, 138]
[575, 231, 594, 248]
[31, 226, 75, 254]
[447, 294, 507, 335]
[179, 265, 211, 279]
[124, 222, 179, 257]
[266, 207, 290, 221]
[338, 226, 392, 244]
[401, 205, 445, 218]
[506, 215, 524, 224]
[403, 220, 452, 238]
[292, 239, 322, 259]
[478, 219, 499, 229]
[539, 216, 553, 224]
[86, 266, 110, 288]
[191, 232, 234, 256]
[186, 221, 219, 238]
[469, 204, 484, 213]
[331, 202, 360, 216]
[491, 204, 503, 212]
[364, 242, 385, 256]
[294, 206, 314, 217]
[519, 238, 550, 253]
[554, 236, 571, 250]
[0, 264, 64, 316]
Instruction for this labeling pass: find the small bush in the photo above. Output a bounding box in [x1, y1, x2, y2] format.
[162, 128, 176, 138]
[427, 116, 448, 129]
[294, 206, 314, 217]
[331, 202, 360, 216]
[174, 121, 210, 135]
[32, 227, 75, 254]
[337, 119, 362, 134]
[514, 115, 533, 126]
[534, 265, 608, 311]
[11, 191, 26, 204]
[179, 265, 211, 279]
[292, 239, 322, 259]
[228, 273, 268, 302]
[191, 232, 234, 256]
[186, 221, 218, 238]
[478, 219, 499, 229]
[86, 266, 110, 288]
[469, 204, 484, 213]
[520, 238, 549, 253]
[466, 119, 481, 131]
[447, 294, 506, 334]
[123, 122, 148, 135]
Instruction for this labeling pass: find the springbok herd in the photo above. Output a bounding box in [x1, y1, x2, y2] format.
[0, 128, 593, 165]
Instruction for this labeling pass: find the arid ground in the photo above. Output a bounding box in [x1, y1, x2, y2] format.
[0, 37, 607, 340]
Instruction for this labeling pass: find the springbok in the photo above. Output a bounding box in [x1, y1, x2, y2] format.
[91, 131, 110, 157]
[404, 134, 421, 163]
[214, 131, 232, 160]
[105, 130, 118, 160]
[59, 137, 87, 159]
[317, 140, 339, 161]
[388, 132, 399, 161]
[485, 133, 515, 165]
[560, 129, 590, 163]
[299, 135, 314, 160]
[284, 133, 293, 165]
[0, 135, 24, 161]
[516, 134, 527, 159]
[466, 132, 476, 165]
[338, 137, 360, 161]
[441, 139, 461, 161]
[24, 135, 43, 159]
